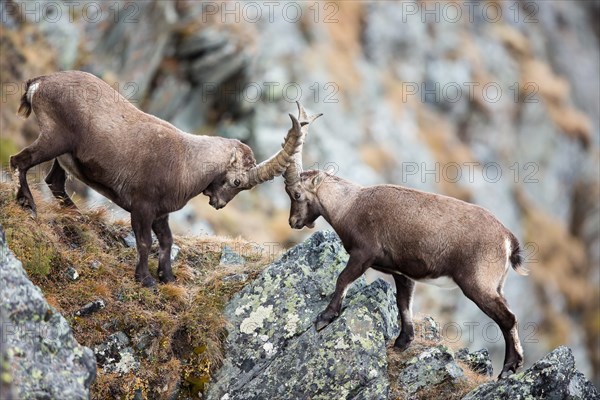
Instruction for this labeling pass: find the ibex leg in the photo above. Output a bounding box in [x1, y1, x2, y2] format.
[10, 133, 70, 216]
[461, 283, 523, 379]
[152, 215, 175, 284]
[315, 250, 372, 331]
[45, 159, 77, 209]
[393, 274, 416, 351]
[131, 209, 156, 287]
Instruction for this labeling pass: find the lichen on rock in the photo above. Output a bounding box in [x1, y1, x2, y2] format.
[456, 347, 493, 377]
[239, 304, 274, 335]
[0, 225, 96, 399]
[206, 231, 400, 400]
[94, 331, 140, 375]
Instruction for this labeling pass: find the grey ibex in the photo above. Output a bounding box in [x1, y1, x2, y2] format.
[12, 70, 306, 286]
[284, 105, 527, 378]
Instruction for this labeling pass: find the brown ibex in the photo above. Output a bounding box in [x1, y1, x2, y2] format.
[283, 107, 527, 378]
[11, 70, 307, 287]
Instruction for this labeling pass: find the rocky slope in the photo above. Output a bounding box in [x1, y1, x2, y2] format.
[463, 346, 599, 400]
[0, 183, 276, 399]
[207, 230, 599, 400]
[2, 220, 598, 399]
[1, 0, 598, 385]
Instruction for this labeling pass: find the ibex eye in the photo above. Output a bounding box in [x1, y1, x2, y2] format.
[294, 192, 301, 200]
[234, 179, 241, 187]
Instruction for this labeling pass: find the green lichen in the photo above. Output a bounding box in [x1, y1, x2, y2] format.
[208, 232, 398, 400]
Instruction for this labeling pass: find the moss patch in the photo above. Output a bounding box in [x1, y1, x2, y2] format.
[0, 138, 18, 168]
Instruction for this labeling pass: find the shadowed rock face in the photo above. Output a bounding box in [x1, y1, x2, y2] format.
[206, 231, 400, 400]
[463, 346, 599, 400]
[0, 225, 96, 399]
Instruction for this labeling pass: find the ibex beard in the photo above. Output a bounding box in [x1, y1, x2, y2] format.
[11, 70, 305, 287]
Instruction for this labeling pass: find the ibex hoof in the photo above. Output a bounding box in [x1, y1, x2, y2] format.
[315, 319, 330, 332]
[393, 336, 413, 352]
[498, 367, 515, 380]
[16, 197, 37, 218]
[314, 311, 336, 331]
[159, 274, 176, 284]
[136, 274, 157, 287]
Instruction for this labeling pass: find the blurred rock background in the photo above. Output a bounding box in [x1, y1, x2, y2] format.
[1, 0, 598, 384]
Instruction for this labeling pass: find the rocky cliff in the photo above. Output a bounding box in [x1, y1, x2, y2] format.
[0, 225, 96, 399]
[1, 216, 598, 399]
[1, 0, 598, 387]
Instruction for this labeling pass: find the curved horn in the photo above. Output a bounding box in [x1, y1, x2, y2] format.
[245, 114, 307, 187]
[284, 102, 323, 186]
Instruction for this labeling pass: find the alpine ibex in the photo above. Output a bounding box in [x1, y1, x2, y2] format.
[283, 107, 526, 378]
[11, 70, 306, 287]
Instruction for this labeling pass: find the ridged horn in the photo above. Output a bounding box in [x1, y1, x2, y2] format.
[284, 101, 323, 186]
[245, 113, 307, 187]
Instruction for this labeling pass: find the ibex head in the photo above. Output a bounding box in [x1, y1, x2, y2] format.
[204, 112, 309, 209]
[286, 170, 332, 229]
[283, 102, 323, 228]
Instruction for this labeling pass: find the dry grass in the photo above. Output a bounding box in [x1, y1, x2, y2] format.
[0, 181, 274, 399]
[0, 25, 57, 150]
[547, 105, 592, 147]
[516, 190, 590, 310]
[521, 60, 569, 103]
[492, 24, 530, 56]
[473, 21, 592, 147]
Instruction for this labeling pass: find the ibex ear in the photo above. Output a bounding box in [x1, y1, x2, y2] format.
[229, 148, 238, 166]
[310, 173, 324, 190]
